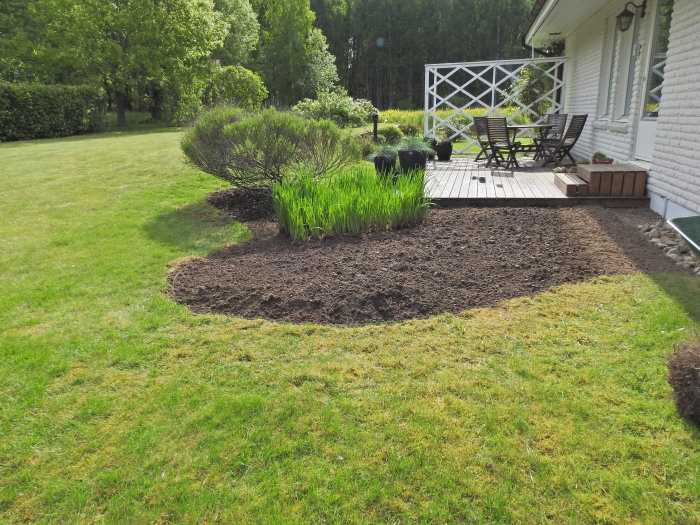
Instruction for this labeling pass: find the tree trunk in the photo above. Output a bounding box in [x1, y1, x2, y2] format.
[150, 85, 164, 122]
[115, 89, 127, 127]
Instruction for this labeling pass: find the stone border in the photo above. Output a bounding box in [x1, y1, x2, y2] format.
[639, 221, 700, 276]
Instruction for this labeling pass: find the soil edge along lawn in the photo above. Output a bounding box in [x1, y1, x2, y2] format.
[169, 199, 684, 324]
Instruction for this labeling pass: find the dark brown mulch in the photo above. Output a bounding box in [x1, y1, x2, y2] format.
[206, 187, 275, 222]
[668, 342, 700, 424]
[167, 206, 682, 325]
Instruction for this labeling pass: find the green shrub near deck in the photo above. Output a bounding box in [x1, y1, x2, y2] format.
[182, 107, 360, 189]
[0, 82, 106, 141]
[272, 166, 429, 240]
[292, 89, 377, 127]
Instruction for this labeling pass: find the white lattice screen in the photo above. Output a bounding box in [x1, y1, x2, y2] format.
[424, 58, 567, 155]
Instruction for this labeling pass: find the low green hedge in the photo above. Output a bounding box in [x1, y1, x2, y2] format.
[0, 82, 106, 141]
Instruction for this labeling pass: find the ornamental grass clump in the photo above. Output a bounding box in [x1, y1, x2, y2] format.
[272, 166, 429, 240]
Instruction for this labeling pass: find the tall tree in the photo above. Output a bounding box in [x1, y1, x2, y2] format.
[0, 1, 44, 81]
[36, 0, 227, 125]
[255, 0, 315, 105]
[299, 27, 339, 97]
[213, 0, 260, 66]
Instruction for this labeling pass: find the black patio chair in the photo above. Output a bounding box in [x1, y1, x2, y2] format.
[473, 116, 491, 163]
[534, 113, 568, 160]
[541, 114, 588, 165]
[486, 117, 521, 169]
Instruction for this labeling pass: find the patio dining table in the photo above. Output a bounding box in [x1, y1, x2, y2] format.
[507, 124, 552, 157]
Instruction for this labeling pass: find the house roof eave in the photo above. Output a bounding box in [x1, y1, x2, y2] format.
[517, 0, 550, 47]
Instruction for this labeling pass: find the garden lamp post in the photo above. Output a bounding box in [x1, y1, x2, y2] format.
[372, 112, 379, 142]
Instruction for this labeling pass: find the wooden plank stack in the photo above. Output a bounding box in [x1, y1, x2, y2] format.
[576, 164, 647, 197]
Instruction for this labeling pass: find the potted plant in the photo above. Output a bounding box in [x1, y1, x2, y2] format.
[369, 144, 398, 177]
[553, 166, 569, 174]
[592, 152, 614, 164]
[397, 136, 435, 173]
[434, 130, 453, 161]
[435, 140, 453, 161]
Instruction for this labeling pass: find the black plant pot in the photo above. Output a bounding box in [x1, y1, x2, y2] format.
[398, 150, 428, 173]
[374, 155, 397, 178]
[435, 141, 453, 161]
[428, 139, 438, 160]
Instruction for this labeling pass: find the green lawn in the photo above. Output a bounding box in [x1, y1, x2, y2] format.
[1, 127, 699, 524]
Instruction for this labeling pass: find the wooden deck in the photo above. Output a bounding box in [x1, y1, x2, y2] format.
[425, 156, 650, 207]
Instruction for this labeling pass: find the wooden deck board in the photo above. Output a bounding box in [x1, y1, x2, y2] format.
[424, 156, 649, 207]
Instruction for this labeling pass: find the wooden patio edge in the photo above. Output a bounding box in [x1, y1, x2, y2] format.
[430, 197, 651, 208]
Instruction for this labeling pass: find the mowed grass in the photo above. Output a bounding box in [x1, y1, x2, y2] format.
[1, 127, 699, 524]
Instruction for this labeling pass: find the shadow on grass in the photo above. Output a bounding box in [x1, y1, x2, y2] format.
[143, 200, 251, 253]
[589, 210, 700, 324]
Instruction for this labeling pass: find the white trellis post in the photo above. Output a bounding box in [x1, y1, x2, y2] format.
[424, 57, 567, 155]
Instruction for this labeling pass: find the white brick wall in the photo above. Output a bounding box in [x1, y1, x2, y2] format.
[648, 0, 700, 214]
[562, 0, 700, 214]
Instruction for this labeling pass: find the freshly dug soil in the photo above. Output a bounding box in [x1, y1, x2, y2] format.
[668, 343, 700, 424]
[206, 187, 275, 222]
[168, 206, 683, 325]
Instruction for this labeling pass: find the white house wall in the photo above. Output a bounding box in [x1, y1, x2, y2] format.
[648, 0, 700, 216]
[561, 0, 700, 216]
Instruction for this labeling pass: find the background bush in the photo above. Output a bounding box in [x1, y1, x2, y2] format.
[0, 82, 106, 141]
[292, 89, 377, 127]
[272, 165, 429, 240]
[380, 107, 533, 140]
[205, 66, 268, 110]
[376, 125, 403, 144]
[182, 107, 360, 189]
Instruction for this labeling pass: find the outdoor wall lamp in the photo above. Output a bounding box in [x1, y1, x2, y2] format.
[616, 0, 647, 32]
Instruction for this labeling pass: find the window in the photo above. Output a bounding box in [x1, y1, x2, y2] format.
[599, 21, 618, 118]
[622, 16, 641, 117]
[599, 10, 645, 121]
[643, 0, 674, 118]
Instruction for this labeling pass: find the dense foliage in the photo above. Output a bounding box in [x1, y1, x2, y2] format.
[311, 0, 534, 109]
[212, 0, 260, 66]
[205, 66, 268, 110]
[1, 0, 536, 127]
[33, 0, 228, 126]
[292, 89, 376, 127]
[272, 166, 429, 240]
[181, 107, 360, 188]
[0, 82, 105, 141]
[255, 0, 339, 105]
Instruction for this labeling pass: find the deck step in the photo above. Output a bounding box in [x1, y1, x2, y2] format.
[577, 164, 647, 196]
[554, 172, 589, 197]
